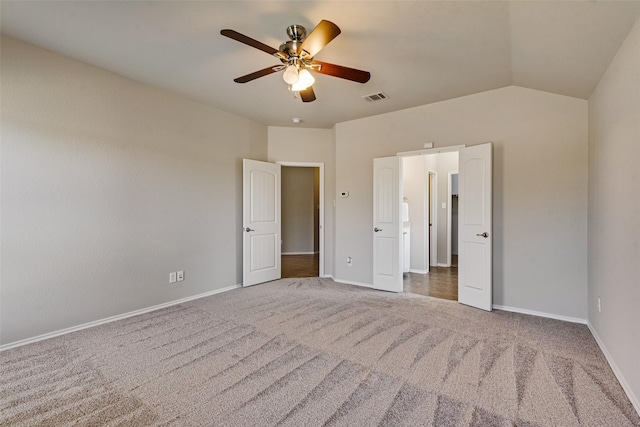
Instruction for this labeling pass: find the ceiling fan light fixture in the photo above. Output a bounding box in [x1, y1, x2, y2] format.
[283, 65, 299, 84]
[298, 68, 315, 87]
[290, 81, 312, 92]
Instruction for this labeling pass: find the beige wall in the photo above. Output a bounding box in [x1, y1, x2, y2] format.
[588, 17, 640, 411]
[0, 37, 268, 345]
[268, 127, 335, 276]
[334, 86, 588, 319]
[281, 167, 315, 254]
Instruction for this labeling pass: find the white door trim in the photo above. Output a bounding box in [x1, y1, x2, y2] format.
[422, 169, 430, 274]
[445, 171, 456, 268]
[428, 170, 438, 267]
[276, 161, 325, 278]
[396, 145, 466, 157]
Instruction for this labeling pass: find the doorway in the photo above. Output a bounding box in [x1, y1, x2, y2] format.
[372, 143, 492, 309]
[279, 163, 324, 278]
[402, 152, 459, 300]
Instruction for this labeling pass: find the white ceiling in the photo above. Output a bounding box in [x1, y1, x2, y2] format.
[2, 1, 639, 128]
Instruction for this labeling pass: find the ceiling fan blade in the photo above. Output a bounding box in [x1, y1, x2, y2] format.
[234, 66, 282, 83]
[298, 20, 341, 58]
[221, 29, 285, 59]
[299, 86, 316, 102]
[311, 61, 371, 83]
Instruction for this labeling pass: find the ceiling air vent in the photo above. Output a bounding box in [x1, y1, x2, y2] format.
[362, 92, 389, 102]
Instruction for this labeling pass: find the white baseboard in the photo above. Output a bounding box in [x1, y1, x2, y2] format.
[332, 278, 372, 288]
[588, 322, 640, 415]
[409, 269, 429, 275]
[0, 284, 241, 352]
[282, 252, 316, 255]
[492, 304, 587, 324]
[437, 263, 451, 267]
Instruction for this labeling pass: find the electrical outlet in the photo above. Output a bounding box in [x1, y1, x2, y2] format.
[177, 271, 184, 281]
[347, 256, 352, 266]
[597, 297, 601, 312]
[169, 272, 177, 283]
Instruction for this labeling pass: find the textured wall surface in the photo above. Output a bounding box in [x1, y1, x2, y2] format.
[334, 86, 588, 319]
[588, 16, 640, 412]
[0, 37, 267, 344]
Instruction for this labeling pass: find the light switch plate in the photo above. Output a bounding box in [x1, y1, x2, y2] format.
[177, 271, 184, 282]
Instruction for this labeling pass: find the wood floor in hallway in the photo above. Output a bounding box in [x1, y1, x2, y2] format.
[281, 253, 458, 302]
[281, 253, 319, 278]
[403, 267, 458, 301]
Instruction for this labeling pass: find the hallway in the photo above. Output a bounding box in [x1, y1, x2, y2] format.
[282, 254, 458, 302]
[403, 266, 458, 301]
[281, 254, 319, 278]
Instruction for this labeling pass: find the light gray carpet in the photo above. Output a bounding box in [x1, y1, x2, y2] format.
[1, 277, 639, 426]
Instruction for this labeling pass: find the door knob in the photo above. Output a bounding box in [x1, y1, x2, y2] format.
[245, 227, 254, 232]
[374, 227, 382, 232]
[476, 232, 489, 238]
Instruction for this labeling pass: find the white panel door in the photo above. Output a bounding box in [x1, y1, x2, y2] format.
[243, 159, 281, 287]
[458, 143, 492, 310]
[373, 156, 403, 292]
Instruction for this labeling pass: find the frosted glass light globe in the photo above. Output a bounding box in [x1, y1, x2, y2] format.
[297, 68, 315, 88]
[283, 65, 299, 84]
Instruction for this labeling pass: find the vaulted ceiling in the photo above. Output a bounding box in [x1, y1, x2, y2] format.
[2, 1, 639, 128]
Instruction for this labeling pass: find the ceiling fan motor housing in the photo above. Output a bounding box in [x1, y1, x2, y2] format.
[279, 40, 302, 58]
[280, 25, 308, 59]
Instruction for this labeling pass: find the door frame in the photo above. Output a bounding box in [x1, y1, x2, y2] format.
[277, 161, 325, 278]
[428, 170, 438, 267]
[398, 146, 465, 270]
[445, 171, 457, 268]
[397, 144, 492, 307]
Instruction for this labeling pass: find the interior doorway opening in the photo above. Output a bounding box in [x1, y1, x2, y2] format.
[279, 163, 323, 278]
[375, 142, 492, 309]
[402, 152, 459, 300]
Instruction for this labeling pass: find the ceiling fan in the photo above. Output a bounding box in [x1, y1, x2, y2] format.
[220, 20, 371, 102]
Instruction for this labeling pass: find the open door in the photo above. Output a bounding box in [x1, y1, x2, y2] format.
[458, 143, 492, 310]
[243, 159, 281, 287]
[372, 156, 403, 292]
